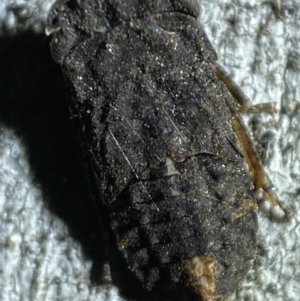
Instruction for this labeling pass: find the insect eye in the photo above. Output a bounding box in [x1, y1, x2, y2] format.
[176, 0, 200, 18]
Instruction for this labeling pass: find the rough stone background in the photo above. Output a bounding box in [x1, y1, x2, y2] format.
[0, 1, 299, 301]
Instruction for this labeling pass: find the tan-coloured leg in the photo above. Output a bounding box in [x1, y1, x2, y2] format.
[214, 63, 278, 114]
[214, 63, 292, 222]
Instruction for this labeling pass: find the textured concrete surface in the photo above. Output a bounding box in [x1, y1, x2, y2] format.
[0, 1, 299, 300]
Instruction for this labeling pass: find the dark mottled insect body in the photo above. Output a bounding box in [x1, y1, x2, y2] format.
[47, 1, 259, 300]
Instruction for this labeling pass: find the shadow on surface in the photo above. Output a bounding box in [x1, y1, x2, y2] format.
[0, 30, 106, 282]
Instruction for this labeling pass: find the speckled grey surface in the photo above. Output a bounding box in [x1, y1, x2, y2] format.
[0, 1, 299, 301]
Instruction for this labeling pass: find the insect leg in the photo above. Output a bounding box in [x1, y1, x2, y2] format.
[231, 107, 292, 222]
[214, 63, 277, 114]
[213, 63, 292, 221]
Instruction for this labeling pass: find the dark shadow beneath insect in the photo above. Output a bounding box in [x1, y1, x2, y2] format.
[0, 30, 108, 284]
